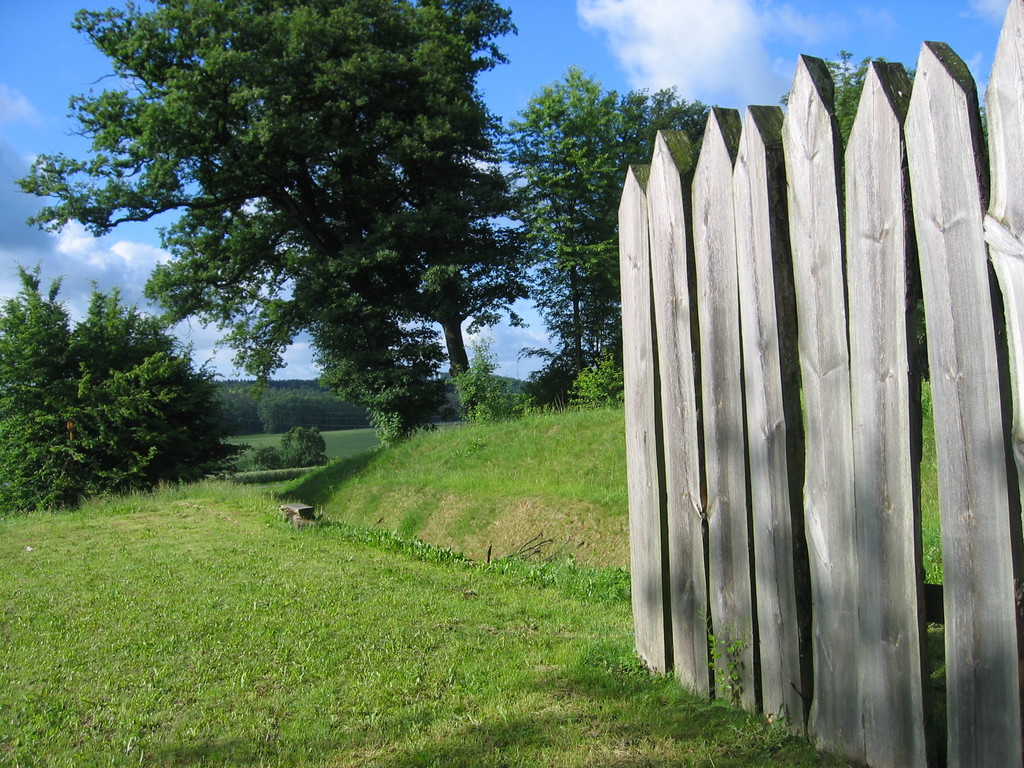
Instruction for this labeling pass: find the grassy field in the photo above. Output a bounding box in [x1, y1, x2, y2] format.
[0, 400, 945, 766]
[230, 428, 380, 470]
[0, 484, 847, 767]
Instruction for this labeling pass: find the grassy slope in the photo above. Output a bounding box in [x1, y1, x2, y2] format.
[0, 485, 846, 767]
[284, 408, 630, 568]
[283, 403, 942, 579]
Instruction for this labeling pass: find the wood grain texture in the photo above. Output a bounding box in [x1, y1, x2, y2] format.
[619, 164, 672, 674]
[783, 55, 861, 757]
[647, 131, 710, 695]
[845, 61, 929, 768]
[733, 105, 810, 729]
[693, 108, 758, 711]
[906, 40, 1023, 768]
[986, 0, 1024, 544]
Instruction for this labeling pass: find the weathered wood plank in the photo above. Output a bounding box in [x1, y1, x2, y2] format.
[846, 61, 930, 768]
[647, 131, 710, 695]
[733, 105, 810, 729]
[693, 107, 758, 711]
[984, 8, 1024, 764]
[986, 0, 1024, 553]
[906, 40, 1023, 768]
[782, 55, 861, 758]
[620, 164, 672, 674]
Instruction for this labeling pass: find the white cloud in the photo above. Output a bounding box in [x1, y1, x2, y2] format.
[53, 221, 169, 301]
[768, 4, 833, 44]
[577, 0, 763, 100]
[464, 300, 547, 380]
[968, 0, 1009, 23]
[0, 85, 41, 125]
[577, 0, 828, 107]
[279, 340, 322, 380]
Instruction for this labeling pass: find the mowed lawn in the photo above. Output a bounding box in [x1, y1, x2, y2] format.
[0, 483, 847, 767]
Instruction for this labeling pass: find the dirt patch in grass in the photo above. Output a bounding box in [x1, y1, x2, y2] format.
[417, 496, 629, 568]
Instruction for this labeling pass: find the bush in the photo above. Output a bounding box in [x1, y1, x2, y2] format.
[569, 353, 624, 409]
[280, 426, 328, 468]
[250, 446, 283, 470]
[453, 338, 525, 423]
[0, 268, 240, 512]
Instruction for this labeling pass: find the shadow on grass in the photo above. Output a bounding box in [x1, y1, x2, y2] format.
[150, 739, 280, 767]
[277, 449, 380, 507]
[143, 640, 847, 767]
[361, 647, 844, 768]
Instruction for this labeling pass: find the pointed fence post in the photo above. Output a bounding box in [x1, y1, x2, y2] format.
[986, 0, 1024, 545]
[846, 61, 930, 768]
[693, 107, 759, 711]
[906, 40, 1023, 768]
[733, 105, 811, 729]
[984, 5, 1024, 764]
[620, 164, 672, 674]
[647, 131, 710, 695]
[783, 55, 862, 758]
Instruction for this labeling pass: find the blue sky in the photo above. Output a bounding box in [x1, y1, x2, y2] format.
[0, 0, 1012, 380]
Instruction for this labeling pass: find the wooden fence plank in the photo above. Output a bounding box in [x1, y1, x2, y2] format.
[906, 41, 1023, 768]
[647, 131, 710, 695]
[620, 164, 672, 674]
[846, 61, 930, 768]
[986, 0, 1024, 543]
[782, 55, 861, 758]
[984, 9, 1024, 764]
[733, 105, 811, 729]
[693, 107, 758, 711]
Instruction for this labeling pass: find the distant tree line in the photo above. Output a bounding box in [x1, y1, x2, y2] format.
[216, 381, 372, 435]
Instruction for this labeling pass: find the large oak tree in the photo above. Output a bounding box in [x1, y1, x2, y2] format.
[20, 0, 523, 442]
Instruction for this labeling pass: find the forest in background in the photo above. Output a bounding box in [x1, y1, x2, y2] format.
[215, 380, 373, 435]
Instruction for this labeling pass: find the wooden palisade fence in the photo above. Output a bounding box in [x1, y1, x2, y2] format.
[620, 2, 1024, 766]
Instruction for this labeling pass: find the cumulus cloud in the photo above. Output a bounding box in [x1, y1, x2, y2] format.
[968, 0, 1009, 23]
[0, 141, 52, 257]
[465, 301, 548, 380]
[577, 0, 830, 107]
[0, 136, 245, 377]
[0, 85, 41, 125]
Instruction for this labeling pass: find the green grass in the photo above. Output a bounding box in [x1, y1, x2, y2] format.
[0, 484, 847, 767]
[282, 408, 630, 567]
[920, 381, 942, 584]
[279, 402, 944, 580]
[0, 399, 948, 767]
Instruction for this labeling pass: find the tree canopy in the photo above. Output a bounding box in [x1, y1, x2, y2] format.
[506, 68, 707, 403]
[0, 267, 240, 512]
[19, 0, 522, 443]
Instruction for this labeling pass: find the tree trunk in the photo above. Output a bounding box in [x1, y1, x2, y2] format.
[440, 316, 469, 378]
[569, 266, 584, 374]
